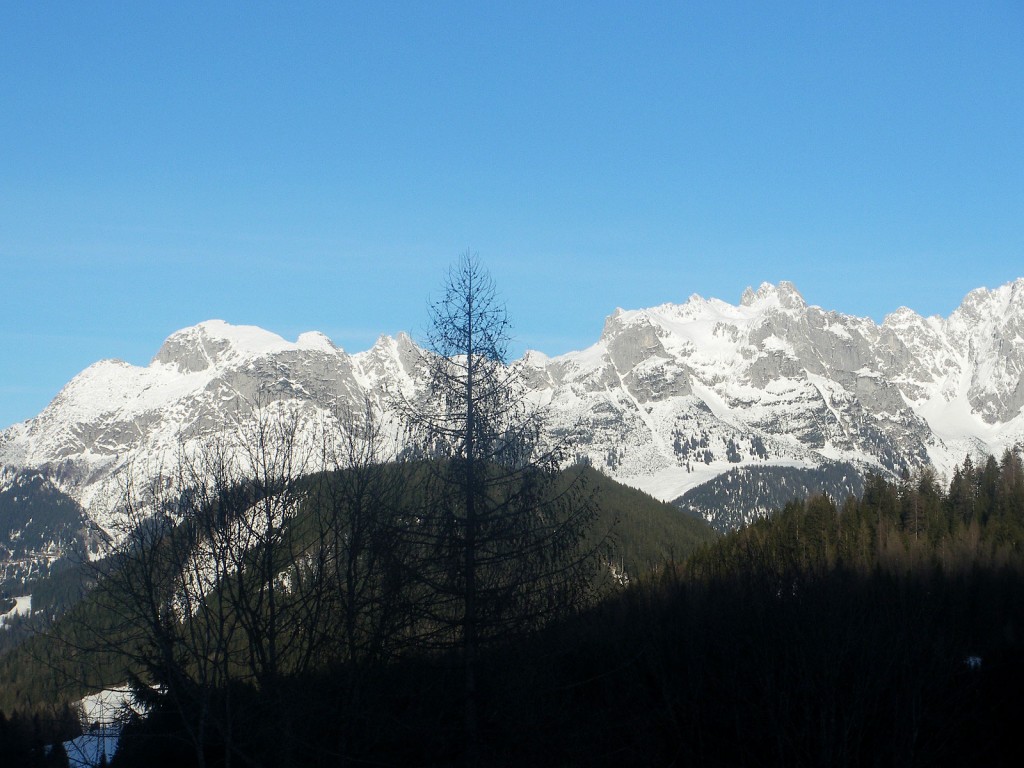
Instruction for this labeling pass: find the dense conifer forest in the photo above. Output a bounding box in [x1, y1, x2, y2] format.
[0, 464, 713, 765]
[2, 449, 1023, 765]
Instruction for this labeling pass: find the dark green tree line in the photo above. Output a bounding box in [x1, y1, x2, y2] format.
[683, 447, 1024, 591]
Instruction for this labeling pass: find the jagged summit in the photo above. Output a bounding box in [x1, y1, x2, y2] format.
[3, 280, 1024, 536]
[605, 282, 809, 337]
[152, 320, 343, 372]
[882, 306, 925, 325]
[740, 280, 806, 311]
[954, 278, 1024, 321]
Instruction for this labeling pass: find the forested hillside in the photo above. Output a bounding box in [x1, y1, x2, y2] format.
[97, 448, 1024, 767]
[3, 450, 1020, 765]
[687, 449, 1024, 578]
[0, 464, 714, 715]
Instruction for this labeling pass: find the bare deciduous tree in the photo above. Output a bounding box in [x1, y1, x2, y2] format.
[399, 253, 601, 764]
[79, 397, 343, 766]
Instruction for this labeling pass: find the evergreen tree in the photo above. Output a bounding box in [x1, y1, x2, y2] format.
[998, 447, 1024, 517]
[977, 455, 1000, 525]
[946, 455, 976, 526]
[801, 494, 838, 570]
[42, 738, 69, 768]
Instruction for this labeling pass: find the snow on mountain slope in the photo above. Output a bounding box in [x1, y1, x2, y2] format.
[530, 278, 1024, 526]
[0, 320, 384, 528]
[2, 281, 1024, 535]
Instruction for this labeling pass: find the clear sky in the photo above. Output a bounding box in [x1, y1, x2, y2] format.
[2, 1, 1022, 429]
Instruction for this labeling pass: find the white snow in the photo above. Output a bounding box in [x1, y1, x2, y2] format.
[554, 338, 609, 370]
[63, 730, 120, 768]
[189, 319, 302, 357]
[3, 278, 1024, 532]
[296, 330, 340, 354]
[77, 686, 142, 728]
[0, 594, 31, 628]
[62, 685, 151, 768]
[619, 458, 820, 503]
[619, 464, 721, 502]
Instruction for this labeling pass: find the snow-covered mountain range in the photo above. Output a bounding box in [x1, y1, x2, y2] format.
[2, 279, 1024, 537]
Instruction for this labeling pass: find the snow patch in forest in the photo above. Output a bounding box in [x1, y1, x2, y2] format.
[0, 594, 31, 629]
[60, 685, 154, 768]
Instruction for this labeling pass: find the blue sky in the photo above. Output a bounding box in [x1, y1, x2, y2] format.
[2, 1, 1022, 428]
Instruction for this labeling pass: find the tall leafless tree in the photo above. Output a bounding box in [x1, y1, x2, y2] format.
[78, 396, 342, 767]
[399, 253, 601, 765]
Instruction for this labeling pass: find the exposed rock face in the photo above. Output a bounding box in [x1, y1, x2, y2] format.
[516, 278, 1024, 527]
[2, 280, 1024, 535]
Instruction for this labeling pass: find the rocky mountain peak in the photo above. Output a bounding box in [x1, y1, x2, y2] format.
[152, 320, 286, 372]
[152, 320, 345, 373]
[953, 279, 1024, 323]
[354, 332, 425, 391]
[3, 280, 1024, 537]
[882, 306, 925, 327]
[600, 308, 627, 339]
[364, 331, 419, 362]
[740, 281, 807, 312]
